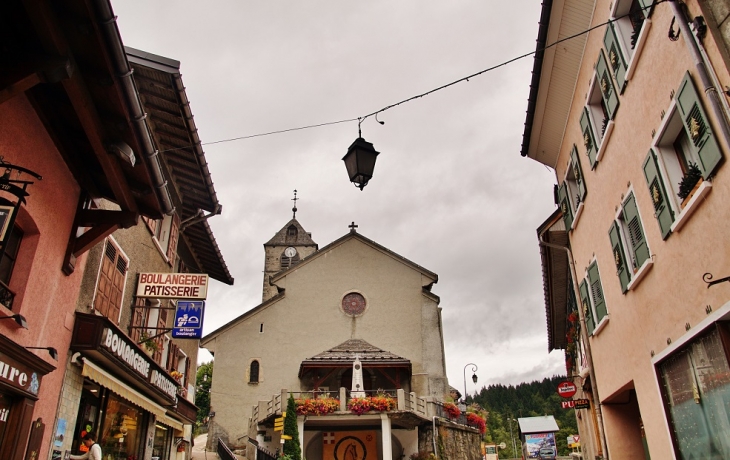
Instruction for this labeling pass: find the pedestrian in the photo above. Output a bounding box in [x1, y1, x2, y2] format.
[70, 433, 102, 460]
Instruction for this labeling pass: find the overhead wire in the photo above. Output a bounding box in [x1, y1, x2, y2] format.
[159, 0, 667, 153]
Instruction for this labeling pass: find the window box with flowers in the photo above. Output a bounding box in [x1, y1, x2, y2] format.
[295, 397, 340, 416]
[466, 412, 486, 434]
[347, 394, 396, 416]
[443, 402, 461, 419]
[170, 370, 184, 383]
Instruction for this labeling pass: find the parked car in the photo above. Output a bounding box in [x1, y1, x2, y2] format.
[538, 447, 556, 459]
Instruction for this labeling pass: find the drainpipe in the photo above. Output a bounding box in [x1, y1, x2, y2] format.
[538, 230, 608, 460]
[669, 0, 730, 150]
[432, 416, 438, 458]
[91, 0, 174, 216]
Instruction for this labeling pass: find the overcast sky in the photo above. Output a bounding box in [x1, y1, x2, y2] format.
[113, 1, 563, 393]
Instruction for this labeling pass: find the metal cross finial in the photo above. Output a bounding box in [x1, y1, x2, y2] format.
[349, 222, 358, 233]
[291, 190, 298, 219]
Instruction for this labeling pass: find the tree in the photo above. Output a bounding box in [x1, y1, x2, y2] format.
[283, 395, 302, 460]
[195, 361, 213, 424]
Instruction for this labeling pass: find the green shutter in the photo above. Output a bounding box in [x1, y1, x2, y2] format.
[642, 149, 674, 239]
[558, 182, 573, 230]
[638, 0, 654, 18]
[604, 23, 627, 93]
[609, 221, 631, 293]
[579, 108, 598, 167]
[597, 51, 620, 120]
[676, 72, 723, 179]
[570, 145, 587, 201]
[622, 193, 650, 269]
[579, 279, 595, 335]
[587, 262, 607, 324]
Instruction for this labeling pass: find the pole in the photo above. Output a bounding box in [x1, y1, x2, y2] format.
[509, 418, 517, 457]
[462, 363, 477, 404]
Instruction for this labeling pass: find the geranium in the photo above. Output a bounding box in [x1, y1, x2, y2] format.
[466, 412, 486, 434]
[295, 397, 339, 415]
[170, 370, 184, 381]
[348, 397, 372, 415]
[443, 402, 461, 419]
[369, 395, 396, 411]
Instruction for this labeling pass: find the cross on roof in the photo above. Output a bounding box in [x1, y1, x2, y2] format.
[291, 189, 298, 219]
[349, 222, 358, 233]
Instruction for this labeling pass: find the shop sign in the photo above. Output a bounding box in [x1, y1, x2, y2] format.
[561, 398, 590, 409]
[0, 352, 40, 396]
[172, 300, 205, 339]
[102, 329, 177, 399]
[557, 380, 577, 399]
[136, 273, 208, 299]
[102, 328, 151, 379]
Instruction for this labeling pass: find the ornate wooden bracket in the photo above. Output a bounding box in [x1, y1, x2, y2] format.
[62, 195, 138, 275]
[703, 272, 730, 288]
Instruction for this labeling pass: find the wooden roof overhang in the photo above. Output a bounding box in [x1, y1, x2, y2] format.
[298, 339, 412, 382]
[1, 0, 174, 273]
[127, 48, 233, 285]
[537, 209, 570, 351]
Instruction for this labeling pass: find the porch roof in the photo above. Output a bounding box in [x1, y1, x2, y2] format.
[298, 339, 411, 377]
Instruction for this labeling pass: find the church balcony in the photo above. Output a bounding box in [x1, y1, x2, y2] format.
[249, 388, 477, 438]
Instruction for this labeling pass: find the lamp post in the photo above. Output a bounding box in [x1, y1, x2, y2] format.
[462, 363, 478, 405]
[509, 418, 517, 458]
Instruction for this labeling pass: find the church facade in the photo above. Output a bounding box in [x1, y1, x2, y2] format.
[201, 219, 476, 460]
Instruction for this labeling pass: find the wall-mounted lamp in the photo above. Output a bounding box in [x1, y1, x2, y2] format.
[343, 119, 380, 191]
[0, 314, 28, 328]
[26, 346, 58, 360]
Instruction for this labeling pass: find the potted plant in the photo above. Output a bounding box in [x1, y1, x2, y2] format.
[140, 331, 159, 355]
[295, 396, 340, 415]
[443, 402, 461, 419]
[677, 162, 703, 206]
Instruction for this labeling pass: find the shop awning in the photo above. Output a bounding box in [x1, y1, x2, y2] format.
[81, 359, 183, 430]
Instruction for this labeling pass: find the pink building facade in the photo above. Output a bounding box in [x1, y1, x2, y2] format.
[523, 1, 730, 459]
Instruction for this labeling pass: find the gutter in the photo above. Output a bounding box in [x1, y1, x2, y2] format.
[91, 0, 174, 216]
[537, 228, 608, 460]
[521, 0, 554, 157]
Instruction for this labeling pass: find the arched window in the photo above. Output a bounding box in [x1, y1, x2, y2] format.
[285, 225, 298, 242]
[249, 360, 260, 383]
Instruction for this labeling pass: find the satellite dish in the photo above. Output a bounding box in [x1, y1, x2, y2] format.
[498, 442, 507, 449]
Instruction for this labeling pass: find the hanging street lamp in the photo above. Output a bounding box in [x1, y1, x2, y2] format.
[343, 119, 380, 191]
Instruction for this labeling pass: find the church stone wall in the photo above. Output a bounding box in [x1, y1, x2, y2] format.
[417, 422, 481, 460]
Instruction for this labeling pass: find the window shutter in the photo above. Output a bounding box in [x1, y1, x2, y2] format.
[603, 23, 627, 93]
[609, 221, 631, 293]
[579, 280, 595, 335]
[167, 214, 180, 266]
[587, 262, 607, 324]
[676, 72, 723, 179]
[131, 298, 147, 343]
[622, 193, 649, 268]
[570, 145, 587, 201]
[184, 357, 190, 387]
[597, 51, 620, 120]
[94, 239, 127, 325]
[642, 149, 674, 239]
[558, 182, 573, 229]
[638, 0, 653, 18]
[580, 108, 599, 167]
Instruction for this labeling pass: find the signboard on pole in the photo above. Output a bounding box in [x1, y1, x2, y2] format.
[172, 300, 205, 339]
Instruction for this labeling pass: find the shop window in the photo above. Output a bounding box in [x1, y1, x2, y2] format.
[0, 225, 22, 310]
[578, 261, 607, 336]
[99, 393, 143, 459]
[643, 72, 722, 236]
[93, 238, 128, 325]
[605, 0, 653, 87]
[249, 360, 260, 384]
[152, 423, 173, 460]
[558, 146, 586, 230]
[609, 192, 652, 292]
[659, 324, 730, 459]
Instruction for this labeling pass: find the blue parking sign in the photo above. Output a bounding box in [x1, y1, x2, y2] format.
[172, 300, 205, 338]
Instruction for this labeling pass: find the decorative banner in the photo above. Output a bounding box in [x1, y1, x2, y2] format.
[172, 300, 205, 339]
[136, 273, 209, 299]
[323, 431, 377, 460]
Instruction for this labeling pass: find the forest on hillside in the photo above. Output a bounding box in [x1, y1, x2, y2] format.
[468, 375, 578, 458]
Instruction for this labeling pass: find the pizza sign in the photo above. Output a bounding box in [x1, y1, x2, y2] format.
[557, 381, 577, 399]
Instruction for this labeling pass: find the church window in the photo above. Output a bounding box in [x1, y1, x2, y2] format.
[341, 292, 366, 316]
[285, 225, 298, 242]
[249, 360, 260, 383]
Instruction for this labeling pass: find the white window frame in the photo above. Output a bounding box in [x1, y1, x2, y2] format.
[652, 99, 713, 233]
[610, 0, 652, 81]
[585, 75, 615, 163]
[563, 159, 584, 229]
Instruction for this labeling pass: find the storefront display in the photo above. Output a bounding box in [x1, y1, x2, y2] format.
[152, 423, 172, 460]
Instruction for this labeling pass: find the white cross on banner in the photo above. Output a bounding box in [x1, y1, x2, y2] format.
[323, 432, 335, 444]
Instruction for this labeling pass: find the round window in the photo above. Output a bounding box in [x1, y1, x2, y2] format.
[341, 292, 366, 316]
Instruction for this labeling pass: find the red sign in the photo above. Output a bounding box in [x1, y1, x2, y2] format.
[557, 381, 577, 399]
[561, 400, 575, 409]
[573, 435, 580, 443]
